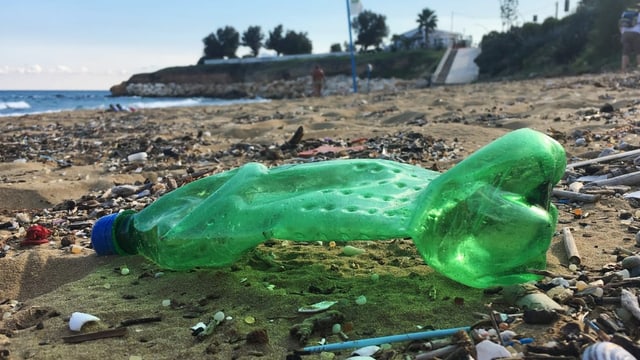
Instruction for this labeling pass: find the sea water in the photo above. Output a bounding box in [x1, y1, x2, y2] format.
[0, 90, 268, 117]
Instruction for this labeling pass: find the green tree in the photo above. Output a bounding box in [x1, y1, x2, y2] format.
[499, 0, 519, 29]
[416, 8, 438, 47]
[203, 26, 239, 59]
[330, 43, 342, 52]
[389, 34, 413, 51]
[265, 24, 285, 55]
[352, 10, 389, 51]
[202, 33, 224, 59]
[219, 26, 240, 58]
[280, 30, 313, 55]
[241, 26, 264, 57]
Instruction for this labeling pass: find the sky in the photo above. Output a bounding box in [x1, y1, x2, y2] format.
[0, 0, 576, 90]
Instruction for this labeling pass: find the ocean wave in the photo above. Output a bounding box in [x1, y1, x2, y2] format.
[0, 101, 30, 110]
[130, 98, 203, 109]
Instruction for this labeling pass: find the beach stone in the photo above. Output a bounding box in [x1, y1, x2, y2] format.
[621, 255, 640, 270]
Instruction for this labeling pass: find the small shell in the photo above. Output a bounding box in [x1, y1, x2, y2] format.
[69, 312, 101, 331]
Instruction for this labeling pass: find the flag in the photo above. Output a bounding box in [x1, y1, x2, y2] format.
[350, 0, 363, 16]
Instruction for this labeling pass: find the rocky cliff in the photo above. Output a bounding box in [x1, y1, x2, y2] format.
[110, 51, 442, 99]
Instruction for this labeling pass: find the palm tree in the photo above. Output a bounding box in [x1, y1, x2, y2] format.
[416, 8, 438, 48]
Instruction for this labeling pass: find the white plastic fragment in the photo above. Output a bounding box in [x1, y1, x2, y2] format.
[475, 339, 511, 360]
[69, 312, 101, 331]
[298, 301, 338, 313]
[127, 152, 148, 162]
[351, 345, 380, 356]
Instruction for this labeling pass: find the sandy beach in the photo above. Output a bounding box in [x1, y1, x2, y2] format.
[2, 73, 640, 359]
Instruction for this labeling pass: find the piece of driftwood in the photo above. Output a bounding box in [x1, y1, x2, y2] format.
[587, 171, 640, 187]
[120, 316, 162, 327]
[552, 189, 599, 203]
[567, 148, 640, 168]
[615, 246, 635, 256]
[414, 344, 459, 360]
[62, 327, 127, 344]
[605, 277, 640, 288]
[562, 227, 581, 265]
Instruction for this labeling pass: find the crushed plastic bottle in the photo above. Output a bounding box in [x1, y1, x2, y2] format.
[91, 128, 566, 288]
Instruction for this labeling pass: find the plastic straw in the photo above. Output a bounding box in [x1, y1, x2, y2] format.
[300, 326, 471, 353]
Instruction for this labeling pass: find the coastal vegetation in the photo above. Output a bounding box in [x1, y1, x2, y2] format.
[197, 6, 438, 63]
[123, 0, 633, 93]
[477, 0, 631, 79]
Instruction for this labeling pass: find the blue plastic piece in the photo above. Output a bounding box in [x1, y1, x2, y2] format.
[301, 326, 471, 353]
[91, 213, 119, 255]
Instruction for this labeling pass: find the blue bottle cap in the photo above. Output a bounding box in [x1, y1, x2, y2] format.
[91, 213, 119, 255]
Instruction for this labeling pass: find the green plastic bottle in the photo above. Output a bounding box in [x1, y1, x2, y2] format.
[92, 128, 566, 288]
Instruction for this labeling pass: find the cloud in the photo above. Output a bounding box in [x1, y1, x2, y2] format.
[27, 64, 43, 73]
[56, 65, 73, 73]
[0, 66, 8, 74]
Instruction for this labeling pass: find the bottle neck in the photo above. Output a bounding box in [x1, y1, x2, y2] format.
[113, 210, 138, 255]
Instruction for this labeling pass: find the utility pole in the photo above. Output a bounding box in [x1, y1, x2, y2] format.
[346, 0, 358, 93]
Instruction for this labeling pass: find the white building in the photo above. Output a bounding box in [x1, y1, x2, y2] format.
[392, 28, 472, 50]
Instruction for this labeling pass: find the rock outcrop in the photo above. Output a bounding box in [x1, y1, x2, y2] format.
[109, 52, 438, 99]
[110, 75, 427, 99]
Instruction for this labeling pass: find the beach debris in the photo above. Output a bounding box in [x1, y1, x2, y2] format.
[298, 324, 469, 353]
[290, 310, 345, 344]
[119, 316, 161, 327]
[68, 312, 101, 331]
[192, 310, 226, 337]
[297, 301, 337, 314]
[119, 265, 130, 275]
[350, 345, 380, 357]
[190, 322, 207, 336]
[126, 151, 148, 163]
[502, 283, 565, 312]
[562, 227, 581, 265]
[20, 225, 51, 246]
[331, 323, 349, 341]
[341, 245, 365, 256]
[62, 327, 127, 344]
[473, 339, 511, 360]
[620, 289, 640, 321]
[280, 126, 304, 150]
[298, 144, 365, 158]
[582, 341, 635, 360]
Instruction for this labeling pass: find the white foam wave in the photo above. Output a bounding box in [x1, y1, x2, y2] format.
[130, 98, 202, 109]
[0, 101, 30, 110]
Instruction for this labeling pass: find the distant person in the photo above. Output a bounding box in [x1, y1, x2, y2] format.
[311, 65, 325, 97]
[619, 7, 640, 72]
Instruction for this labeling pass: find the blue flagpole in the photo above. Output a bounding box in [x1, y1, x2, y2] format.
[346, 0, 358, 93]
